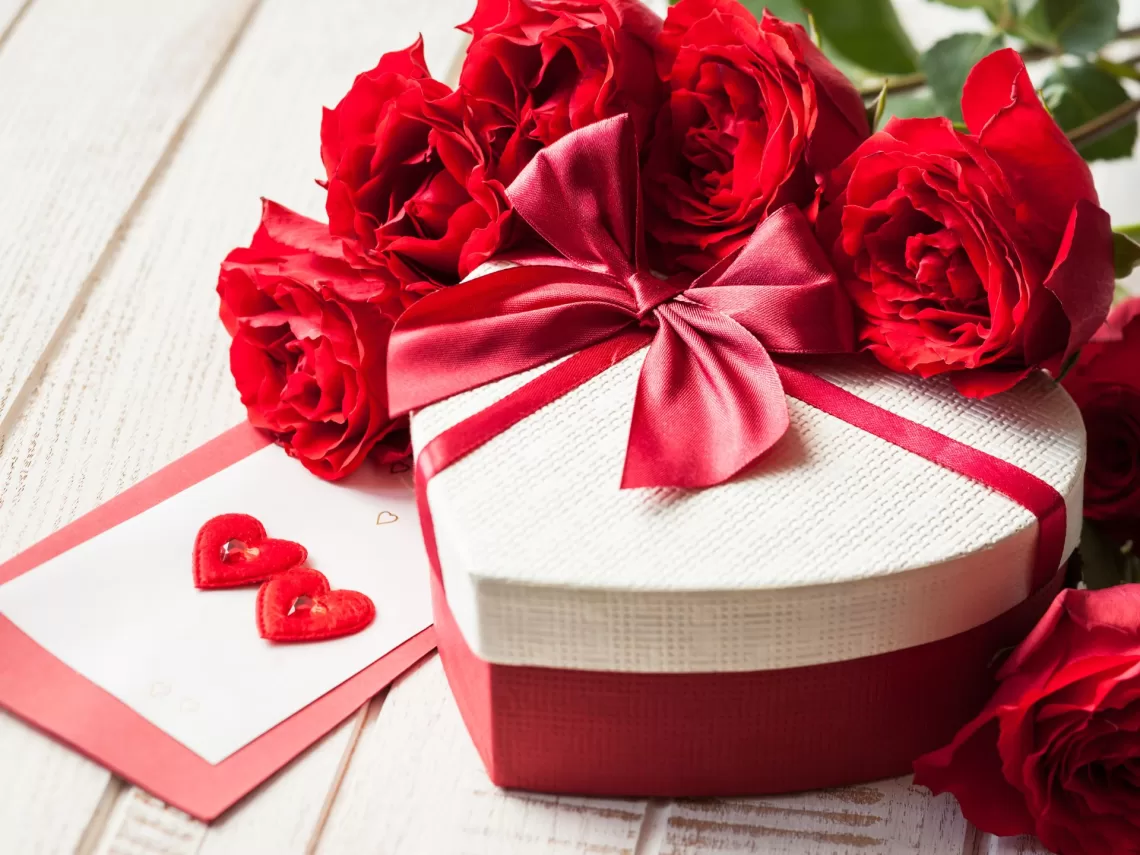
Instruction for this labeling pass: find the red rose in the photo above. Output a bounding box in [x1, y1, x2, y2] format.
[915, 586, 1140, 855]
[459, 0, 663, 181]
[321, 38, 509, 293]
[819, 49, 1115, 398]
[643, 0, 868, 273]
[218, 200, 409, 480]
[1063, 297, 1140, 544]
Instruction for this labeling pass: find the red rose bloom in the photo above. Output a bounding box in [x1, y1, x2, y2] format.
[218, 201, 409, 480]
[459, 0, 663, 182]
[643, 0, 868, 273]
[819, 49, 1115, 398]
[321, 38, 509, 294]
[1063, 297, 1140, 545]
[915, 585, 1140, 855]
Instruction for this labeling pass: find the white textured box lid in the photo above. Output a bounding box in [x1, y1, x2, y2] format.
[412, 312, 1085, 674]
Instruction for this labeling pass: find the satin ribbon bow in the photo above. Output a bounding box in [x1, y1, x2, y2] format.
[388, 114, 854, 489]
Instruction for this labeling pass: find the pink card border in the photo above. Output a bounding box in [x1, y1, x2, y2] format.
[0, 423, 436, 820]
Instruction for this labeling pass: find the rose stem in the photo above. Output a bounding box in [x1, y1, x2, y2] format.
[857, 24, 1140, 98]
[1066, 97, 1140, 146]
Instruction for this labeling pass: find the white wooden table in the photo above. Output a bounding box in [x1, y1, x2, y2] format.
[1, 1, 1137, 852]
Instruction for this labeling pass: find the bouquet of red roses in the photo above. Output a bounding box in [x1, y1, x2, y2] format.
[216, 2, 1140, 852]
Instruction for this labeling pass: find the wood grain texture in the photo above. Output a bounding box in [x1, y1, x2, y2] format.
[0, 0, 467, 852]
[90, 790, 207, 855]
[975, 836, 1055, 855]
[192, 713, 364, 855]
[0, 0, 261, 850]
[652, 779, 972, 855]
[0, 0, 263, 434]
[0, 0, 32, 46]
[0, 0, 469, 561]
[316, 655, 651, 855]
[0, 719, 113, 855]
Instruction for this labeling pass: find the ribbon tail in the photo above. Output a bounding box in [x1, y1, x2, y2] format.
[621, 302, 790, 489]
[388, 264, 636, 416]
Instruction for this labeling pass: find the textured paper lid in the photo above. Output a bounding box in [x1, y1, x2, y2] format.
[412, 295, 1085, 675]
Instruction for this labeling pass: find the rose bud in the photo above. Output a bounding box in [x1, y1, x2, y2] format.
[218, 200, 409, 480]
[915, 585, 1140, 855]
[321, 37, 509, 293]
[643, 0, 869, 273]
[1063, 297, 1140, 547]
[458, 0, 663, 183]
[818, 49, 1115, 398]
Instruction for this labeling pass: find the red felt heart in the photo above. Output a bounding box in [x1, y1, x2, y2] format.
[256, 567, 375, 643]
[193, 513, 307, 590]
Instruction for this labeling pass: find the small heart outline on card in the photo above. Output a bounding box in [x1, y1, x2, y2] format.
[376, 511, 399, 525]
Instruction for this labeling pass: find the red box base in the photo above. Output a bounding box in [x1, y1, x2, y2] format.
[431, 567, 1064, 796]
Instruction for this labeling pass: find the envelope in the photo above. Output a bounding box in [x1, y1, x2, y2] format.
[0, 423, 437, 820]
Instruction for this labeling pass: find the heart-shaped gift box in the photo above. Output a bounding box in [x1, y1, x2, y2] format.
[410, 341, 1083, 795]
[391, 117, 1087, 796]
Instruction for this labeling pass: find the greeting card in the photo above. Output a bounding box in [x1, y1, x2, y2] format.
[0, 424, 434, 819]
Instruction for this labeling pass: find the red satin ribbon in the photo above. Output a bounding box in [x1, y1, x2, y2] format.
[389, 114, 854, 489]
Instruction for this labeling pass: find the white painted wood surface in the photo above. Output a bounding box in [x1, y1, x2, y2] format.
[2, 0, 1134, 852]
[0, 0, 261, 434]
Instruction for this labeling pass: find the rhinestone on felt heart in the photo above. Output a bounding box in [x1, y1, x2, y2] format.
[193, 513, 307, 590]
[256, 567, 375, 643]
[220, 538, 259, 563]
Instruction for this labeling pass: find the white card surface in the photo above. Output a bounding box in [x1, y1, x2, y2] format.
[0, 445, 431, 764]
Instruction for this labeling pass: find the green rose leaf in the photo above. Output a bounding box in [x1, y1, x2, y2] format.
[1079, 521, 1130, 589]
[920, 31, 1006, 121]
[738, 0, 810, 26]
[934, 0, 1005, 14]
[801, 0, 919, 74]
[1013, 0, 1120, 54]
[883, 90, 943, 122]
[1042, 62, 1137, 161]
[1113, 231, 1140, 279]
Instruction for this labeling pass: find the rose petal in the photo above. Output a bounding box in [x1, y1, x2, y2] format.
[962, 48, 1098, 232]
[914, 718, 1037, 836]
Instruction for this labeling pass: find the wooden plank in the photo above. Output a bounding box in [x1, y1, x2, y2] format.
[88, 713, 364, 855]
[0, 0, 260, 434]
[975, 835, 1054, 855]
[0, 0, 468, 560]
[0, 0, 467, 852]
[0, 718, 115, 855]
[652, 778, 971, 855]
[0, 2, 263, 849]
[0, 0, 31, 46]
[89, 790, 207, 855]
[195, 713, 366, 855]
[315, 655, 651, 855]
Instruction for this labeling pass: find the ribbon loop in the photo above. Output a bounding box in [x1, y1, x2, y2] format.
[388, 113, 855, 489]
